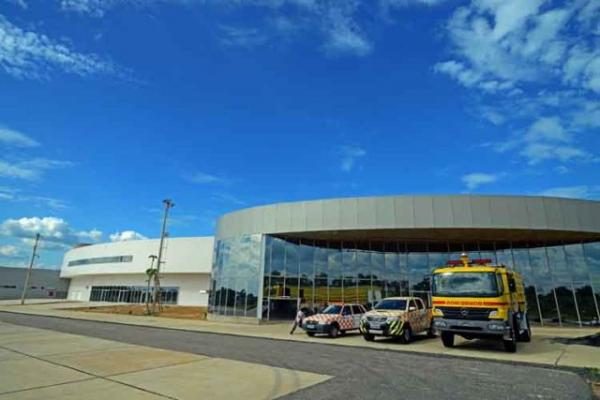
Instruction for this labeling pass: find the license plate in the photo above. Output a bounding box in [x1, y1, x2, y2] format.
[370, 329, 383, 334]
[370, 322, 382, 329]
[306, 324, 315, 329]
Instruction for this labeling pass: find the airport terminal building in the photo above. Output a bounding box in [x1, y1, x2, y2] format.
[61, 195, 600, 327]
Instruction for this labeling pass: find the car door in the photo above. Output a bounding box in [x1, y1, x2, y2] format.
[351, 305, 362, 328]
[341, 306, 354, 330]
[416, 298, 428, 332]
[408, 299, 420, 332]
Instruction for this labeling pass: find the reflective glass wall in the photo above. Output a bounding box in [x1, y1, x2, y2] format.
[210, 234, 261, 318]
[210, 235, 600, 326]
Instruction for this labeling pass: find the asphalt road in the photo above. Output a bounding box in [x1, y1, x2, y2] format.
[0, 312, 591, 400]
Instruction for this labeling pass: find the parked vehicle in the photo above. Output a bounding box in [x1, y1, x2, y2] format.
[303, 303, 367, 338]
[431, 253, 531, 353]
[359, 297, 434, 343]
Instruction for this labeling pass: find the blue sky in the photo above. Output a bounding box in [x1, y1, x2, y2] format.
[0, 0, 598, 269]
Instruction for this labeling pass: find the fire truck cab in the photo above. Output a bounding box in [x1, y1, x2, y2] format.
[431, 254, 531, 353]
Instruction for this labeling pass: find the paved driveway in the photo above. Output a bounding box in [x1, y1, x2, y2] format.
[0, 312, 592, 400]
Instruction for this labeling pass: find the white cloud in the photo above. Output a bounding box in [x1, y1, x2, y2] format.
[110, 230, 148, 242]
[0, 127, 39, 147]
[461, 172, 499, 190]
[0, 187, 67, 209]
[0, 158, 73, 180]
[0, 244, 19, 257]
[219, 25, 269, 49]
[183, 171, 228, 184]
[538, 185, 600, 199]
[3, 0, 27, 9]
[0, 217, 102, 249]
[211, 192, 247, 206]
[525, 117, 570, 143]
[322, 3, 372, 57]
[437, 0, 598, 94]
[0, 14, 117, 79]
[339, 145, 366, 172]
[519, 143, 589, 165]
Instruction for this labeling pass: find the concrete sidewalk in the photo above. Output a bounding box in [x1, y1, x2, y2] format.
[0, 322, 329, 399]
[1, 301, 599, 370]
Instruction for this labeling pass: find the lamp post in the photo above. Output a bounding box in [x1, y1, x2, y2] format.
[152, 199, 174, 314]
[20, 233, 41, 305]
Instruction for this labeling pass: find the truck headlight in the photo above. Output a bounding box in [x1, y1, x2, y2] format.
[386, 316, 399, 323]
[488, 310, 499, 318]
[433, 320, 447, 328]
[432, 307, 444, 317]
[487, 322, 506, 331]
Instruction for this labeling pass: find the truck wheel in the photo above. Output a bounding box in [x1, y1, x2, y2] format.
[441, 331, 454, 348]
[363, 333, 375, 342]
[519, 315, 532, 342]
[503, 323, 517, 353]
[400, 326, 412, 344]
[306, 332, 315, 337]
[503, 337, 517, 353]
[426, 325, 436, 338]
[329, 324, 340, 338]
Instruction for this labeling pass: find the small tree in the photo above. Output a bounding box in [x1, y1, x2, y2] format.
[146, 255, 157, 315]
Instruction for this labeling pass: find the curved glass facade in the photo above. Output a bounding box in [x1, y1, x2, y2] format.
[209, 235, 600, 326]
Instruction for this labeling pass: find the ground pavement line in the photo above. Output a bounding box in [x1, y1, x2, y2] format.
[0, 344, 178, 399]
[0, 309, 596, 373]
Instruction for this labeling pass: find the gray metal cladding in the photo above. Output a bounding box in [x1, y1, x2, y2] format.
[215, 195, 600, 239]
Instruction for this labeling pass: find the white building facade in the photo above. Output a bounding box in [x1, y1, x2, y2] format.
[60, 237, 213, 306]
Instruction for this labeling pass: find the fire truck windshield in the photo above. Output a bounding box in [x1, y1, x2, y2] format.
[432, 272, 500, 298]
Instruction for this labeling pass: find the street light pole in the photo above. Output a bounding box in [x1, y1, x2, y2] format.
[20, 233, 41, 305]
[152, 199, 174, 314]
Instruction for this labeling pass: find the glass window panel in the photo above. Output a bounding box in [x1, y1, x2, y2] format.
[299, 241, 314, 279]
[573, 282, 600, 325]
[285, 277, 300, 300]
[270, 237, 285, 277]
[327, 244, 342, 280]
[547, 245, 571, 284]
[496, 247, 515, 271]
[384, 250, 398, 281]
[358, 279, 371, 305]
[314, 242, 328, 278]
[234, 280, 245, 316]
[371, 242, 385, 280]
[284, 240, 299, 278]
[408, 245, 429, 292]
[584, 242, 600, 284]
[529, 246, 561, 325]
[371, 279, 385, 307]
[246, 279, 259, 318]
[342, 244, 357, 279]
[564, 243, 590, 282]
[357, 249, 371, 280]
[343, 279, 357, 303]
[314, 276, 328, 307]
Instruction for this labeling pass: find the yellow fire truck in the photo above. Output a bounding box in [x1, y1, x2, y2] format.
[431, 254, 531, 353]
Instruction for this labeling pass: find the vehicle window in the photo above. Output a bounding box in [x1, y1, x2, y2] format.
[409, 300, 417, 310]
[374, 299, 407, 310]
[342, 306, 352, 316]
[416, 299, 425, 309]
[351, 305, 363, 314]
[322, 305, 342, 314]
[432, 272, 500, 297]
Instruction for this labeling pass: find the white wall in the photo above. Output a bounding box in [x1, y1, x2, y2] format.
[67, 273, 211, 306]
[61, 237, 214, 278]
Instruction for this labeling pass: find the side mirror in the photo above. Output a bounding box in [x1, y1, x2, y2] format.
[409, 306, 417, 311]
[508, 278, 516, 293]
